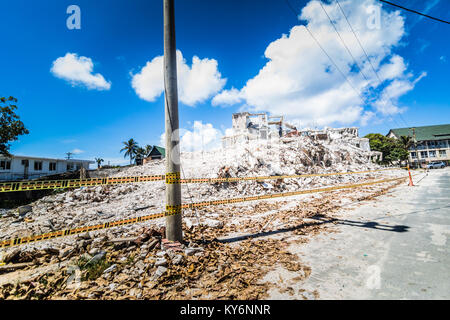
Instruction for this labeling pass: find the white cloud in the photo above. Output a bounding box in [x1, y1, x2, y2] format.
[131, 51, 226, 106]
[360, 111, 376, 126]
[51, 53, 111, 90]
[211, 87, 243, 107]
[440, 55, 447, 63]
[213, 0, 425, 127]
[374, 71, 426, 115]
[71, 148, 85, 155]
[159, 121, 224, 152]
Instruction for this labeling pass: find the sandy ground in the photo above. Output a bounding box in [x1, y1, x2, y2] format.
[266, 168, 449, 299]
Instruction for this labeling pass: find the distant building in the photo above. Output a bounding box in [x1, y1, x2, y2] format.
[387, 124, 450, 166]
[0, 155, 94, 181]
[222, 112, 297, 148]
[221, 113, 382, 162]
[143, 146, 166, 164]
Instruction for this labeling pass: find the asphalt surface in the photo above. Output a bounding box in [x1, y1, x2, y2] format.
[294, 168, 450, 299]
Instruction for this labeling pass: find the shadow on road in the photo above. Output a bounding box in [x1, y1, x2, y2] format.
[218, 214, 410, 244]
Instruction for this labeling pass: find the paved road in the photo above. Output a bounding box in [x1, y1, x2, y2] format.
[294, 168, 450, 299]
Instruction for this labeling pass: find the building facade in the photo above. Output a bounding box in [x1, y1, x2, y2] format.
[387, 124, 450, 167]
[142, 146, 166, 164]
[0, 155, 94, 181]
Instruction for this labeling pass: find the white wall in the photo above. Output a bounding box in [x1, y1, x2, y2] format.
[0, 157, 92, 181]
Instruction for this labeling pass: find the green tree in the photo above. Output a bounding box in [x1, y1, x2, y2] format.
[0, 96, 29, 156]
[135, 147, 146, 164]
[400, 135, 414, 150]
[95, 157, 104, 169]
[120, 139, 138, 164]
[144, 144, 153, 157]
[364, 133, 409, 165]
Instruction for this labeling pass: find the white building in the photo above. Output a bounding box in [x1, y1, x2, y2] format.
[0, 155, 94, 181]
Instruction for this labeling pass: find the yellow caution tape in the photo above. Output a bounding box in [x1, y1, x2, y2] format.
[165, 172, 181, 184]
[0, 168, 402, 193]
[0, 175, 165, 193]
[0, 176, 406, 248]
[165, 204, 182, 216]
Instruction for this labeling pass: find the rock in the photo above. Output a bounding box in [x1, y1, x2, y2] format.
[172, 254, 183, 265]
[18, 205, 32, 217]
[89, 248, 100, 256]
[134, 260, 146, 271]
[80, 253, 92, 262]
[152, 266, 167, 281]
[184, 247, 203, 256]
[184, 218, 198, 229]
[129, 288, 141, 297]
[88, 251, 106, 265]
[43, 246, 60, 256]
[155, 258, 167, 267]
[201, 218, 224, 229]
[103, 264, 117, 274]
[59, 247, 75, 259]
[78, 232, 92, 240]
[108, 283, 117, 291]
[4, 249, 21, 264]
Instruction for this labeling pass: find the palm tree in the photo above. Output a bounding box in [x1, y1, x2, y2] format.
[135, 147, 146, 165]
[120, 139, 139, 165]
[400, 135, 414, 150]
[400, 135, 414, 167]
[144, 144, 153, 157]
[95, 157, 104, 169]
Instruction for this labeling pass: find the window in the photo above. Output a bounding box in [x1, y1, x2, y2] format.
[429, 150, 436, 158]
[420, 151, 428, 158]
[34, 161, 43, 171]
[428, 141, 436, 149]
[67, 163, 75, 171]
[417, 143, 426, 150]
[49, 162, 57, 171]
[439, 150, 447, 157]
[436, 140, 446, 148]
[410, 152, 417, 159]
[0, 160, 11, 170]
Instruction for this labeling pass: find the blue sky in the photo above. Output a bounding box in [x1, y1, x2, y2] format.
[0, 0, 448, 166]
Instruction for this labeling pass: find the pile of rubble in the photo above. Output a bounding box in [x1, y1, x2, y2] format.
[0, 136, 402, 246]
[0, 133, 408, 300]
[0, 178, 405, 300]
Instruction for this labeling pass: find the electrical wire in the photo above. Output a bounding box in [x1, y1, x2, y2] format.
[318, 1, 371, 83]
[284, 0, 399, 134]
[335, 0, 410, 128]
[284, 0, 368, 107]
[379, 0, 450, 25]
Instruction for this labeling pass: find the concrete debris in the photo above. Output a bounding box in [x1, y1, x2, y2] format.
[17, 205, 33, 217]
[154, 258, 167, 267]
[152, 266, 168, 281]
[0, 178, 404, 299]
[0, 121, 408, 300]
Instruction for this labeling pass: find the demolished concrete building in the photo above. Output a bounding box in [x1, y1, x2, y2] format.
[222, 112, 298, 148]
[222, 112, 382, 162]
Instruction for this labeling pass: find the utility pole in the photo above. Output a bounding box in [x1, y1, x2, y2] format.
[163, 0, 183, 242]
[412, 128, 419, 169]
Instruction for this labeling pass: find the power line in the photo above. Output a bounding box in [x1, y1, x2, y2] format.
[283, 0, 367, 107]
[283, 0, 398, 134]
[319, 1, 408, 128]
[318, 1, 371, 83]
[379, 0, 450, 25]
[334, 0, 409, 128]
